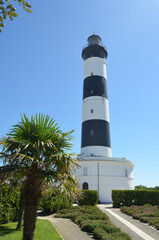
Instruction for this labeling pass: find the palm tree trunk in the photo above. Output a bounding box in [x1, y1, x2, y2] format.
[16, 185, 25, 230]
[23, 170, 42, 240]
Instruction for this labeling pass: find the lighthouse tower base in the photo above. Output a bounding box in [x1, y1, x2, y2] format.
[75, 156, 134, 203]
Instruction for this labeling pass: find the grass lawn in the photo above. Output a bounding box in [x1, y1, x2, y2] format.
[0, 219, 62, 240]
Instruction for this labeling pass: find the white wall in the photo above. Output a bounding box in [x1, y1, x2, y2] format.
[84, 57, 107, 79]
[82, 97, 110, 122]
[81, 146, 112, 157]
[76, 158, 135, 203]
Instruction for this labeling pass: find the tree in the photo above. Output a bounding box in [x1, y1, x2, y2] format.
[135, 185, 148, 190]
[0, 114, 79, 240]
[0, 0, 32, 32]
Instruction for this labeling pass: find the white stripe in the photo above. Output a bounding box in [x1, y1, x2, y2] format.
[82, 96, 110, 122]
[106, 209, 155, 240]
[81, 146, 112, 157]
[83, 57, 107, 79]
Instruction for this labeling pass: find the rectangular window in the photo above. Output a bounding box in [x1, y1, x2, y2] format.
[125, 169, 128, 177]
[90, 130, 94, 135]
[83, 167, 88, 176]
[91, 109, 93, 113]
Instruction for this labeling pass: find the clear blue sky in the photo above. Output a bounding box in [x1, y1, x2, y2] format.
[1, 0, 159, 187]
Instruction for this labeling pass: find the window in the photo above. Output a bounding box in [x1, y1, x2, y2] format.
[82, 182, 89, 190]
[91, 109, 93, 113]
[83, 167, 88, 176]
[90, 130, 94, 135]
[125, 169, 128, 177]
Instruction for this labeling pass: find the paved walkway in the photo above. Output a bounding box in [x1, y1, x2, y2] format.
[38, 214, 93, 240]
[98, 204, 159, 240]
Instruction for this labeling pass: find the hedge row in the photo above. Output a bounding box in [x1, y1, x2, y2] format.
[112, 190, 159, 207]
[0, 186, 20, 224]
[78, 190, 98, 206]
[40, 188, 74, 214]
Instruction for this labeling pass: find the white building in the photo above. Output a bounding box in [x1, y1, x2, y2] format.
[75, 35, 134, 203]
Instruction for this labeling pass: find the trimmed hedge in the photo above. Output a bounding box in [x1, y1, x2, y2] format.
[78, 190, 98, 206]
[93, 228, 131, 240]
[0, 186, 20, 224]
[112, 190, 159, 207]
[40, 188, 74, 214]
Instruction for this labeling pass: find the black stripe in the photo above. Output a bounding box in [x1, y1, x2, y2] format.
[81, 119, 111, 148]
[82, 44, 108, 60]
[83, 76, 108, 100]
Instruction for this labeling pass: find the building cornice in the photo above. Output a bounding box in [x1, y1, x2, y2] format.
[78, 155, 135, 167]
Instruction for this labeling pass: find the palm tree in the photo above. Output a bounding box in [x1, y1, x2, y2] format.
[0, 114, 79, 240]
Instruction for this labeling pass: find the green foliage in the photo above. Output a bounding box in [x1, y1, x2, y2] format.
[0, 0, 32, 32]
[55, 206, 131, 240]
[0, 186, 20, 224]
[135, 185, 159, 190]
[112, 190, 159, 208]
[0, 113, 78, 240]
[40, 188, 74, 214]
[78, 190, 98, 206]
[93, 228, 131, 240]
[120, 205, 159, 230]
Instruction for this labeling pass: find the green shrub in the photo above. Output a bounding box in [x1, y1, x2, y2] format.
[40, 188, 74, 214]
[102, 224, 120, 234]
[110, 232, 131, 240]
[93, 227, 131, 240]
[112, 190, 159, 207]
[0, 186, 20, 224]
[140, 216, 152, 223]
[81, 221, 100, 233]
[93, 227, 111, 240]
[78, 190, 98, 206]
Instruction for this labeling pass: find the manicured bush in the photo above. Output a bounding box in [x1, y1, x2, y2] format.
[78, 190, 98, 206]
[93, 227, 110, 240]
[112, 190, 159, 207]
[81, 221, 101, 233]
[40, 188, 74, 214]
[93, 228, 129, 240]
[0, 186, 20, 224]
[110, 232, 131, 240]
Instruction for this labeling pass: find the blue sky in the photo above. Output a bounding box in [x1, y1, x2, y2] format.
[1, 0, 159, 187]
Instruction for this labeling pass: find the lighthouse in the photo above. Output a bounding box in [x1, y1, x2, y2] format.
[81, 34, 111, 158]
[76, 34, 134, 203]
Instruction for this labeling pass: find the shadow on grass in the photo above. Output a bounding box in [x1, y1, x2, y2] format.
[0, 225, 17, 236]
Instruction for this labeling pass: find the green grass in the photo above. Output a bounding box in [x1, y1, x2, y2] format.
[0, 219, 62, 240]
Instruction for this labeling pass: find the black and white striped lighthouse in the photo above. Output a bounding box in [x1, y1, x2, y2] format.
[81, 34, 112, 157]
